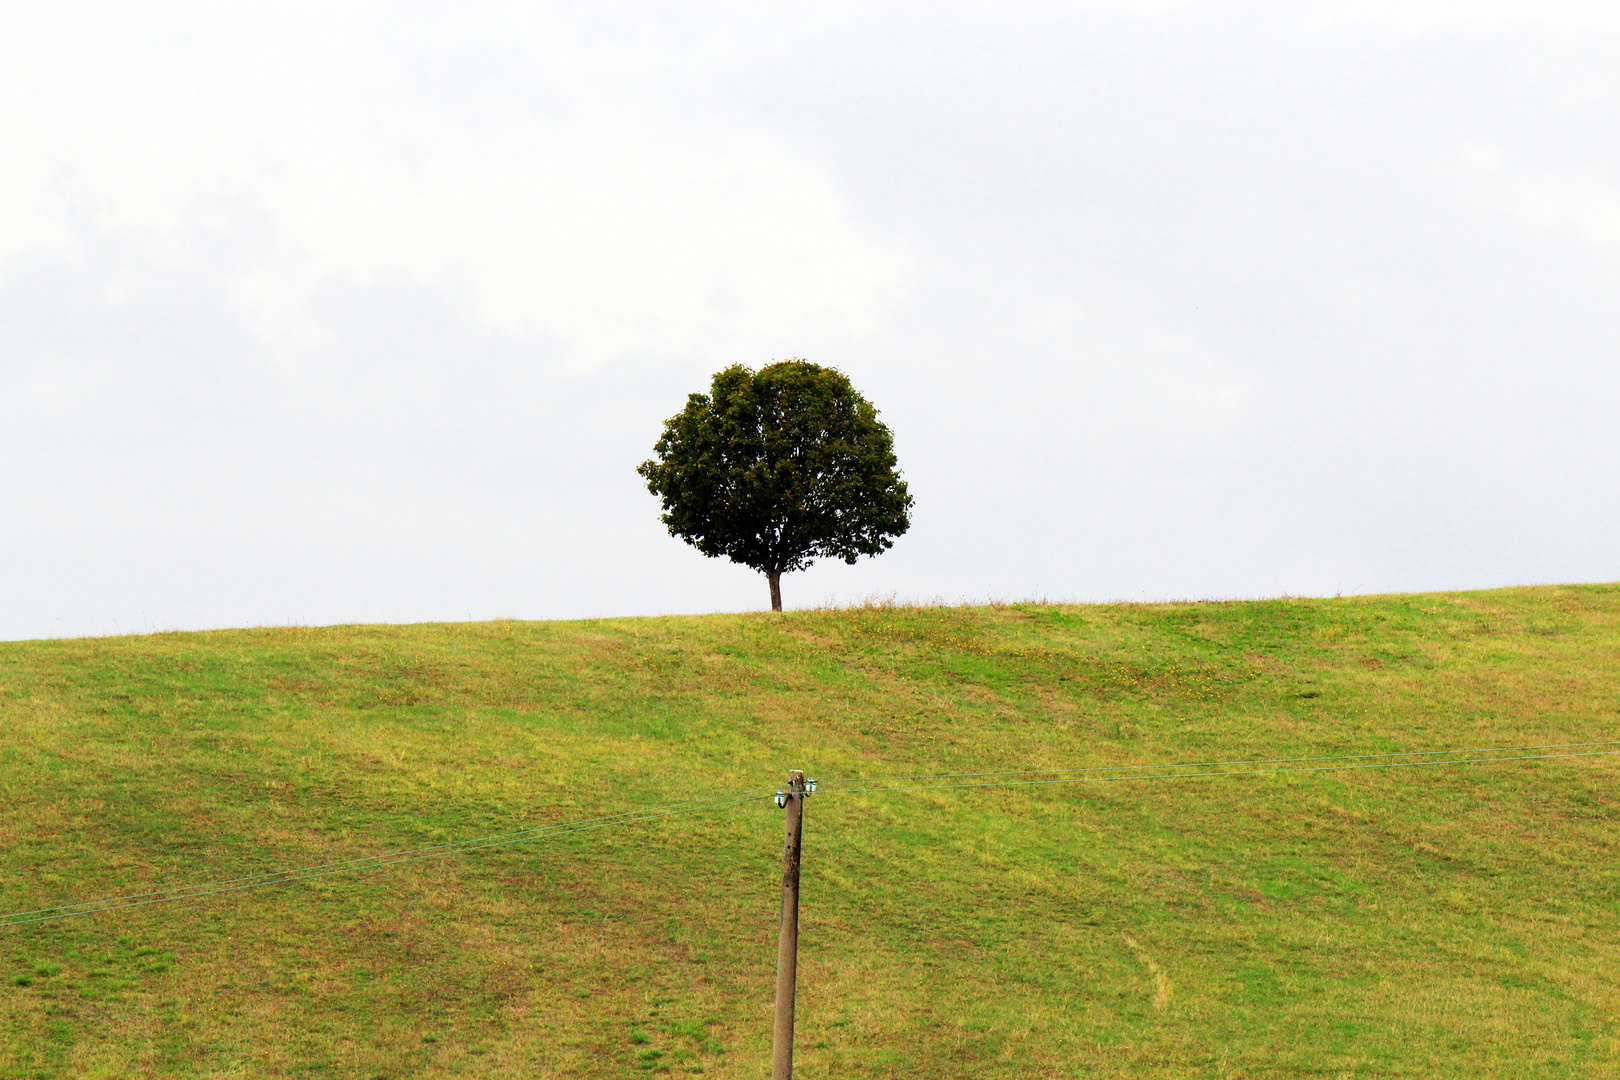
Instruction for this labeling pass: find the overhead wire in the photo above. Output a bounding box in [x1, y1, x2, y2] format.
[4, 785, 769, 922]
[816, 748, 1620, 794]
[0, 787, 771, 928]
[817, 740, 1620, 785]
[7, 742, 1616, 928]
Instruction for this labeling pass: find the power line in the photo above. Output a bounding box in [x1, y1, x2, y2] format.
[0, 788, 770, 929]
[3, 786, 767, 922]
[818, 740, 1620, 785]
[817, 749, 1620, 795]
[8, 744, 1615, 929]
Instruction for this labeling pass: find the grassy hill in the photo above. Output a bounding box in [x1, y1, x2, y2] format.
[2, 586, 1618, 1078]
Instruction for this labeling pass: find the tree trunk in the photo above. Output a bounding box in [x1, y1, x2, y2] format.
[767, 569, 783, 612]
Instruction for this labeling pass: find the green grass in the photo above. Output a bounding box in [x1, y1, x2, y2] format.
[2, 584, 1618, 1077]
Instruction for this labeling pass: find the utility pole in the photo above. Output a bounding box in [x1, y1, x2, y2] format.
[771, 770, 807, 1080]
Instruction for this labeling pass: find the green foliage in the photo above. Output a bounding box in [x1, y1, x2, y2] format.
[637, 361, 911, 605]
[1, 585, 1618, 1077]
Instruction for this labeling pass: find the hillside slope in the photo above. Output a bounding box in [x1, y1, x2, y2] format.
[2, 586, 1618, 1078]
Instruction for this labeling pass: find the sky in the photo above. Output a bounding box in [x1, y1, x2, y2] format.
[3, 1, 1618, 639]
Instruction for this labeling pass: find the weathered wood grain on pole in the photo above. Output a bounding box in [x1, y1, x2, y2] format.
[771, 769, 806, 1080]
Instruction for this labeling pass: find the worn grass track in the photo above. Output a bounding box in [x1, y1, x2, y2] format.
[1, 584, 1618, 1077]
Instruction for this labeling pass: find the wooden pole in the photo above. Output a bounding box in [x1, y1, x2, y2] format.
[771, 769, 806, 1080]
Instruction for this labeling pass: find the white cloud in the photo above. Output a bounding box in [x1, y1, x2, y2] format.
[1312, 0, 1620, 35]
[1138, 329, 1248, 417]
[0, 3, 909, 368]
[1460, 143, 1620, 246]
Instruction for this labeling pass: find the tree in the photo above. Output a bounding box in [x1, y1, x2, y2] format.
[637, 360, 912, 611]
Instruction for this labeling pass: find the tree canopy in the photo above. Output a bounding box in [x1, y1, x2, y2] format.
[637, 360, 912, 611]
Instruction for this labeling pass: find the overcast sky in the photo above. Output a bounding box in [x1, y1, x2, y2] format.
[3, 2, 1618, 639]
